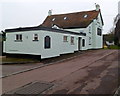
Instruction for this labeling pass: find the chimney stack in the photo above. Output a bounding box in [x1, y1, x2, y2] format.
[95, 3, 100, 11]
[48, 10, 52, 16]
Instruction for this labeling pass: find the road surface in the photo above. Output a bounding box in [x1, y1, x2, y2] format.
[1, 49, 119, 95]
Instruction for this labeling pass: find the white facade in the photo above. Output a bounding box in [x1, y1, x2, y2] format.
[4, 29, 86, 59]
[65, 13, 103, 49]
[3, 9, 103, 59]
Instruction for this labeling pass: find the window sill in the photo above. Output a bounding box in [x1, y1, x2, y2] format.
[63, 41, 68, 42]
[71, 43, 75, 45]
[45, 48, 51, 49]
[14, 40, 22, 42]
[33, 40, 39, 41]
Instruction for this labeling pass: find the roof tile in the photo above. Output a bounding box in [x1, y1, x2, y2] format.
[41, 10, 100, 28]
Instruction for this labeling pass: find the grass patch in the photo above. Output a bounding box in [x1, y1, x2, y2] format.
[1, 57, 40, 64]
[104, 45, 120, 49]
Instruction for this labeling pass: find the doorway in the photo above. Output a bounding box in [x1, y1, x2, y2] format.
[78, 37, 81, 51]
[44, 36, 51, 49]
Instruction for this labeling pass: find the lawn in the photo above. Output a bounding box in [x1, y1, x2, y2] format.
[104, 45, 120, 49]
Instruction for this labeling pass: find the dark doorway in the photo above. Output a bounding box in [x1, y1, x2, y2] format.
[44, 36, 51, 49]
[78, 37, 81, 51]
[82, 39, 85, 47]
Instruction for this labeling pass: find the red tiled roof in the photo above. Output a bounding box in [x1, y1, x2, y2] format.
[41, 10, 103, 29]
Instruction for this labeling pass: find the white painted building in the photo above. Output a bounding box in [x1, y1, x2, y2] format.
[118, 1, 120, 14]
[3, 4, 104, 59]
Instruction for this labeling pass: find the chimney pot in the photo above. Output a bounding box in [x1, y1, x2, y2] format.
[95, 4, 100, 11]
[48, 10, 52, 16]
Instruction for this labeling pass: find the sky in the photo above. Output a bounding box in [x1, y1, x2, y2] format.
[0, 0, 119, 34]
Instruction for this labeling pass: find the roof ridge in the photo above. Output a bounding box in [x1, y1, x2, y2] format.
[49, 10, 99, 16]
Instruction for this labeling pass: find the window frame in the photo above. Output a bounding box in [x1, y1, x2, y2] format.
[82, 39, 85, 47]
[97, 28, 102, 36]
[15, 34, 22, 42]
[71, 36, 74, 45]
[89, 37, 91, 45]
[33, 34, 39, 41]
[44, 36, 51, 49]
[63, 35, 68, 42]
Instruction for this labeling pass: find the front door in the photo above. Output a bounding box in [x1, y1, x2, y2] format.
[78, 37, 81, 51]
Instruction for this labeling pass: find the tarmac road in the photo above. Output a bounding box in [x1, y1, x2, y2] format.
[1, 49, 119, 95]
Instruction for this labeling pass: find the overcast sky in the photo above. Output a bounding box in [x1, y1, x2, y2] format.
[0, 0, 119, 34]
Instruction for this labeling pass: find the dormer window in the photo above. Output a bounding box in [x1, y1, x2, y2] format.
[52, 24, 59, 29]
[52, 18, 55, 21]
[64, 17, 67, 20]
[84, 14, 88, 18]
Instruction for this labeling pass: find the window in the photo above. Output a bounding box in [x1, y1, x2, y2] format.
[64, 17, 67, 20]
[84, 14, 88, 18]
[97, 28, 102, 36]
[89, 27, 91, 33]
[44, 36, 51, 49]
[82, 39, 85, 47]
[71, 36, 74, 45]
[63, 36, 68, 42]
[89, 37, 91, 45]
[33, 34, 39, 41]
[15, 34, 22, 41]
[52, 18, 55, 21]
[52, 24, 59, 29]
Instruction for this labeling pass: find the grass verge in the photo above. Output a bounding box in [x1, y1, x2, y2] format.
[104, 45, 120, 49]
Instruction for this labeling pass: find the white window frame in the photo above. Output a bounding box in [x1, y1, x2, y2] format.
[71, 36, 74, 45]
[33, 34, 39, 41]
[89, 37, 91, 45]
[63, 35, 68, 42]
[15, 34, 22, 42]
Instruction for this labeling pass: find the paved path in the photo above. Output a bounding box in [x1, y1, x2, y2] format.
[1, 49, 119, 95]
[1, 63, 43, 77]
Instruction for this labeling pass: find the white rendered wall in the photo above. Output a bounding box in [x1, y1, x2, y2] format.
[65, 13, 103, 49]
[4, 14, 103, 59]
[92, 13, 103, 49]
[65, 28, 89, 50]
[4, 30, 84, 59]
